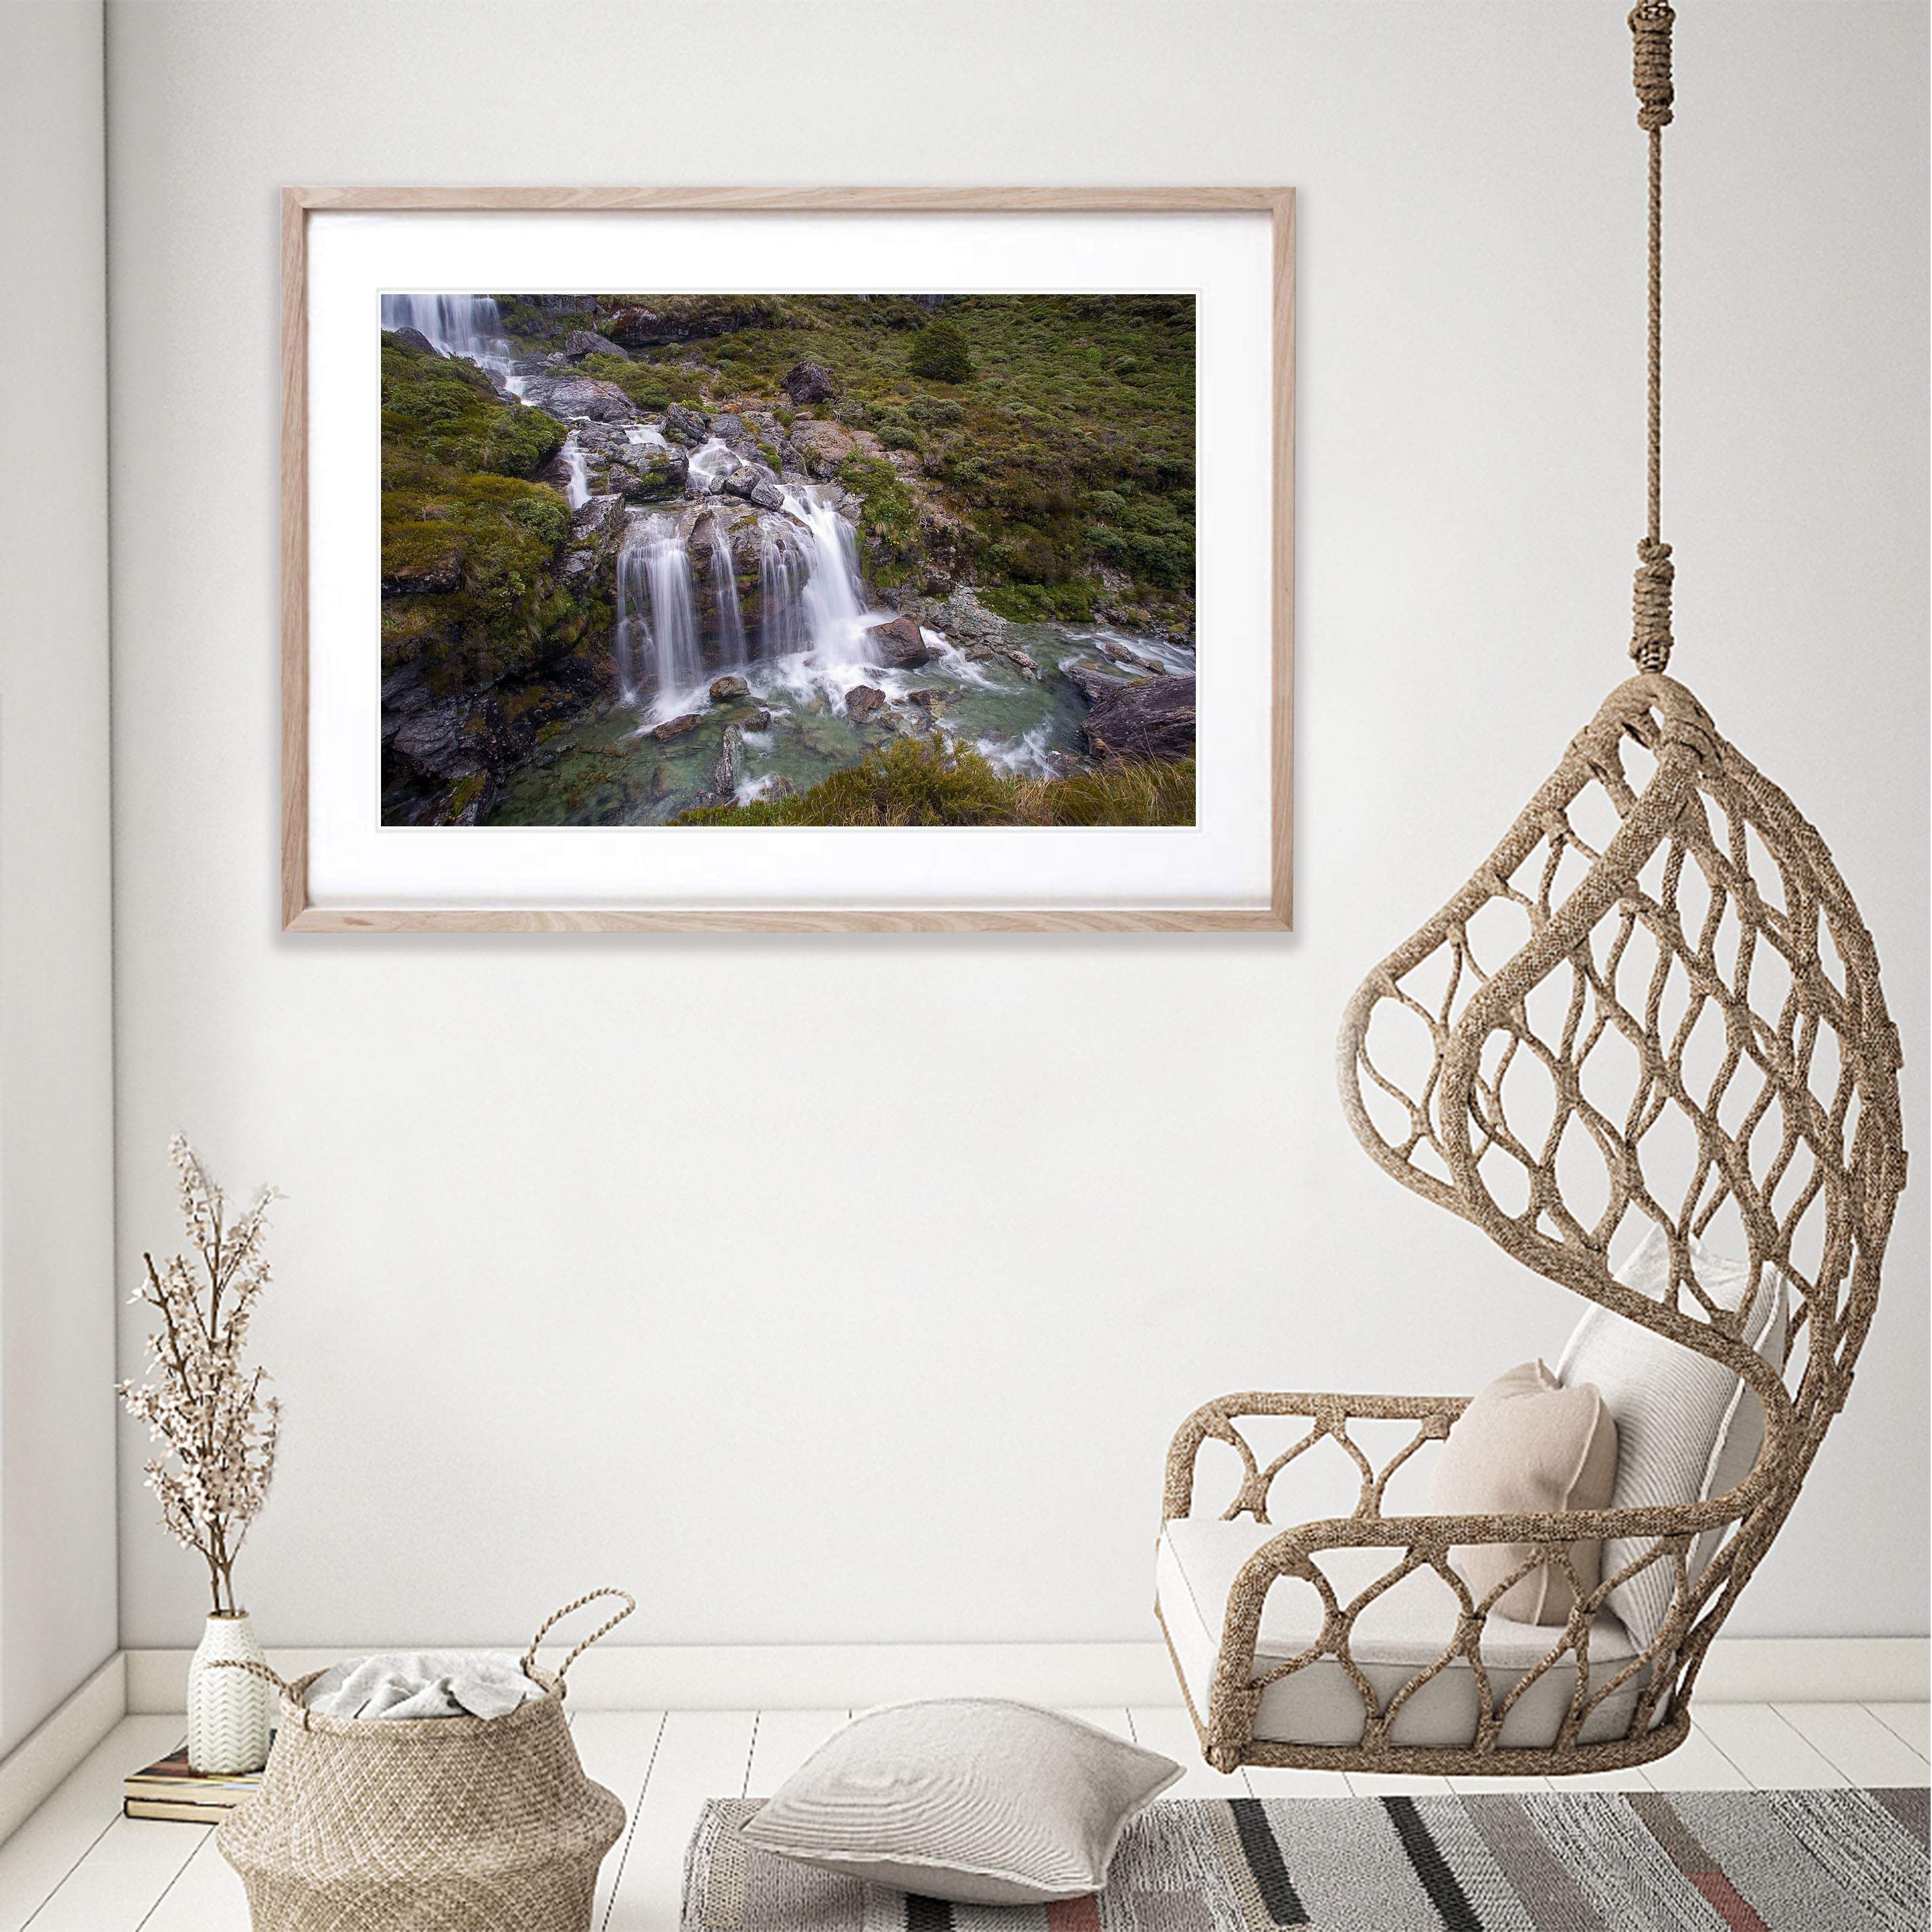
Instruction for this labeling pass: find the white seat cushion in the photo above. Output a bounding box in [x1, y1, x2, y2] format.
[1156, 1517, 1647, 1751]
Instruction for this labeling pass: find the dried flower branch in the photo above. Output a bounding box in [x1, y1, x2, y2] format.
[119, 1135, 283, 1617]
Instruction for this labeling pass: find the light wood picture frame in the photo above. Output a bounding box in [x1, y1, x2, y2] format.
[283, 187, 1293, 931]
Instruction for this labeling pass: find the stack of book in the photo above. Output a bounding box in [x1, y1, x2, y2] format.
[123, 1744, 268, 1824]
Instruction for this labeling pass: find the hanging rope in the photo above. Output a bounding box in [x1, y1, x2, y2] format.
[1629, 1, 1676, 672]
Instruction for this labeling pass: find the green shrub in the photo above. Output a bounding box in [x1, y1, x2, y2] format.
[679, 740, 1192, 827]
[978, 578, 1098, 624]
[679, 735, 1013, 826]
[837, 454, 922, 584]
[907, 321, 973, 383]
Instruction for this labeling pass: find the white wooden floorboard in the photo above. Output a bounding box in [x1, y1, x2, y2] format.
[1344, 1771, 1457, 1796]
[603, 1710, 755, 1932]
[1558, 1765, 1657, 1791]
[1447, 1774, 1552, 1794]
[568, 1712, 666, 1932]
[0, 1699, 1920, 1929]
[18, 1815, 204, 1932]
[1775, 1702, 1931, 1788]
[1126, 1706, 1250, 1798]
[0, 1717, 182, 1932]
[133, 1830, 247, 1932]
[1240, 1763, 1354, 1797]
[1638, 1720, 1754, 1790]
[1866, 1702, 1932, 1763]
[745, 1710, 849, 1796]
[1693, 1703, 1847, 1788]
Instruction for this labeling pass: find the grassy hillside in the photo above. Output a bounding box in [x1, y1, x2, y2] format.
[380, 337, 601, 692]
[495, 293, 1196, 628]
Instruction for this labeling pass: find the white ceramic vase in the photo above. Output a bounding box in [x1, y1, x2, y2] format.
[186, 1611, 273, 1775]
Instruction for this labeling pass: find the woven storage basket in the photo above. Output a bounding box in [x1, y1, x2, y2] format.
[215, 1590, 632, 1932]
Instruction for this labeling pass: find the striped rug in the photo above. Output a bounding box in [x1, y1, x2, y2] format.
[682, 1788, 1928, 1931]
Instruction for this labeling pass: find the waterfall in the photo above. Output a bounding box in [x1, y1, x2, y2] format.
[613, 517, 702, 708]
[381, 293, 519, 395]
[790, 489, 875, 664]
[562, 434, 590, 510]
[759, 523, 812, 660]
[706, 521, 747, 665]
[613, 544, 649, 706]
[686, 437, 738, 493]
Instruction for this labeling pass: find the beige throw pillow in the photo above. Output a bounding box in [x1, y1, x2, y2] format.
[1427, 1359, 1619, 1625]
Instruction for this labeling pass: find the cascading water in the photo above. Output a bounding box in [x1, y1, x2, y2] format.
[685, 438, 739, 493]
[790, 489, 876, 666]
[759, 523, 812, 660]
[561, 434, 590, 510]
[613, 515, 704, 712]
[613, 543, 649, 706]
[705, 521, 747, 664]
[380, 293, 520, 393]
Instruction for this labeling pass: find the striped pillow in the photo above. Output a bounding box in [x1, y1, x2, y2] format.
[1557, 1225, 1789, 1649]
[738, 1700, 1182, 1905]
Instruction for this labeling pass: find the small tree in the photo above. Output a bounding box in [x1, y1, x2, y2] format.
[119, 1137, 283, 1616]
[908, 321, 973, 384]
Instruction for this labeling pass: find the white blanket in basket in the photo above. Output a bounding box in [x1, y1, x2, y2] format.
[304, 1652, 546, 1721]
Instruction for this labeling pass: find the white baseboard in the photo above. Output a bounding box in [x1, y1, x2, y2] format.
[1690, 1637, 1928, 1704]
[123, 1634, 1928, 1716]
[0, 1655, 126, 1844]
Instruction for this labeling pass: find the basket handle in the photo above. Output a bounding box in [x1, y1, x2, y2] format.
[205, 1657, 297, 1698]
[521, 1588, 635, 1692]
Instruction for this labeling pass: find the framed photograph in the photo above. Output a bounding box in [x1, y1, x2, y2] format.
[283, 188, 1293, 931]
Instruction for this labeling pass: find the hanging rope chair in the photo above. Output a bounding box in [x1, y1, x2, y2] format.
[1156, 3, 1906, 1777]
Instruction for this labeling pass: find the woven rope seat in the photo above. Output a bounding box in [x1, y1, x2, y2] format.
[1156, 675, 1906, 1776]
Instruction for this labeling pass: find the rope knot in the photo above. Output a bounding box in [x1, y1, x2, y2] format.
[1630, 538, 1674, 672]
[1630, 1, 1675, 131]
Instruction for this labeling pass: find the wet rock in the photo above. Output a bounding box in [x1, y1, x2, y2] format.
[915, 586, 1008, 645]
[429, 771, 499, 826]
[870, 616, 938, 670]
[1065, 659, 1131, 705]
[787, 416, 869, 481]
[607, 446, 689, 500]
[1084, 674, 1196, 764]
[525, 374, 635, 422]
[649, 764, 675, 800]
[1098, 639, 1167, 676]
[387, 326, 441, 357]
[382, 664, 430, 708]
[845, 685, 889, 725]
[662, 403, 711, 447]
[710, 413, 748, 447]
[564, 329, 626, 360]
[747, 479, 786, 512]
[390, 701, 472, 779]
[995, 645, 1040, 679]
[712, 724, 744, 799]
[382, 552, 462, 595]
[767, 775, 798, 801]
[651, 712, 704, 742]
[710, 675, 750, 703]
[905, 688, 946, 714]
[568, 496, 618, 540]
[536, 450, 576, 495]
[782, 361, 837, 405]
[745, 708, 773, 731]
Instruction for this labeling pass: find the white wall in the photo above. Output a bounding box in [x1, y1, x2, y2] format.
[0, 2, 119, 1750]
[107, 1, 1927, 1654]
